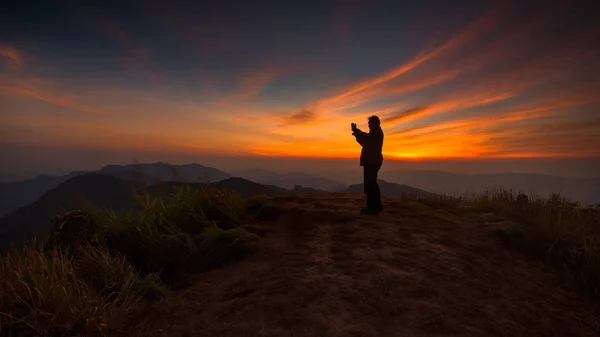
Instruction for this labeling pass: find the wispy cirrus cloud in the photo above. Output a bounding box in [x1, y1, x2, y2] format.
[0, 75, 107, 114]
[382, 90, 517, 125]
[316, 9, 500, 109]
[0, 46, 23, 69]
[211, 67, 280, 105]
[389, 93, 598, 139]
[280, 2, 592, 122]
[216, 8, 503, 134]
[210, 60, 336, 111]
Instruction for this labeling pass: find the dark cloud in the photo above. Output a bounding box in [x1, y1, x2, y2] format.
[284, 110, 316, 125]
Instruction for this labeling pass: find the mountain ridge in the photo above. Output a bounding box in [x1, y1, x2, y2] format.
[0, 163, 232, 218]
[0, 173, 288, 252]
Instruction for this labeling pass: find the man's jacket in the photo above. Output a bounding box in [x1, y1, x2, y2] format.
[353, 126, 384, 166]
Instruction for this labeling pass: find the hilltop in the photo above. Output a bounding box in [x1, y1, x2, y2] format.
[2, 185, 600, 336]
[129, 193, 600, 337]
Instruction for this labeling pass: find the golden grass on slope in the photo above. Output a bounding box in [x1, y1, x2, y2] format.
[0, 184, 256, 336]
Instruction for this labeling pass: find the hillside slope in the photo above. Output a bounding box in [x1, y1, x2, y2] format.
[0, 174, 138, 251]
[0, 174, 290, 252]
[0, 171, 85, 218]
[131, 193, 600, 337]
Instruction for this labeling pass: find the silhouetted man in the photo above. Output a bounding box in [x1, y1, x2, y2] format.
[351, 116, 384, 214]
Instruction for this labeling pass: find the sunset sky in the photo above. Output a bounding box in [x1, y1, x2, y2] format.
[1, 0, 599, 177]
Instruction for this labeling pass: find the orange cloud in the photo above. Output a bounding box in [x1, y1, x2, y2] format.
[1, 77, 106, 114]
[317, 69, 461, 117]
[380, 94, 599, 159]
[382, 107, 429, 124]
[318, 9, 499, 108]
[376, 46, 599, 130]
[389, 93, 597, 139]
[0, 46, 22, 69]
[375, 70, 461, 97]
[483, 130, 600, 158]
[382, 90, 515, 126]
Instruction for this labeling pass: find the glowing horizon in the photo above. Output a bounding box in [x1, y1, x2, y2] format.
[1, 0, 599, 164]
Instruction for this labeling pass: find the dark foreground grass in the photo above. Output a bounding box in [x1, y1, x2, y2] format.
[0, 184, 259, 336]
[462, 189, 600, 297]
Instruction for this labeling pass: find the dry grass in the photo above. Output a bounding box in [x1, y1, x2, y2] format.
[461, 188, 600, 296]
[0, 184, 254, 336]
[0, 243, 142, 336]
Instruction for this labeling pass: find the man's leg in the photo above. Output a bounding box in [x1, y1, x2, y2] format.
[363, 166, 371, 208]
[363, 165, 377, 212]
[374, 163, 383, 210]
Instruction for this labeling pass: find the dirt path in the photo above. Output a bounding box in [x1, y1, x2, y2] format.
[132, 193, 600, 337]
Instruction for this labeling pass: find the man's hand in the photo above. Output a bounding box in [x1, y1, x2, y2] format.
[351, 122, 357, 131]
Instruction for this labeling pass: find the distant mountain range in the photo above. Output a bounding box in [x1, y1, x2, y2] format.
[232, 168, 600, 204]
[378, 170, 600, 204]
[0, 163, 231, 218]
[230, 169, 347, 191]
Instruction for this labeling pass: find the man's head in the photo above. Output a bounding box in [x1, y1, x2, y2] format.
[367, 115, 381, 130]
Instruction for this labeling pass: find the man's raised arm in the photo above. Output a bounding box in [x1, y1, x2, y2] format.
[353, 128, 369, 146]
